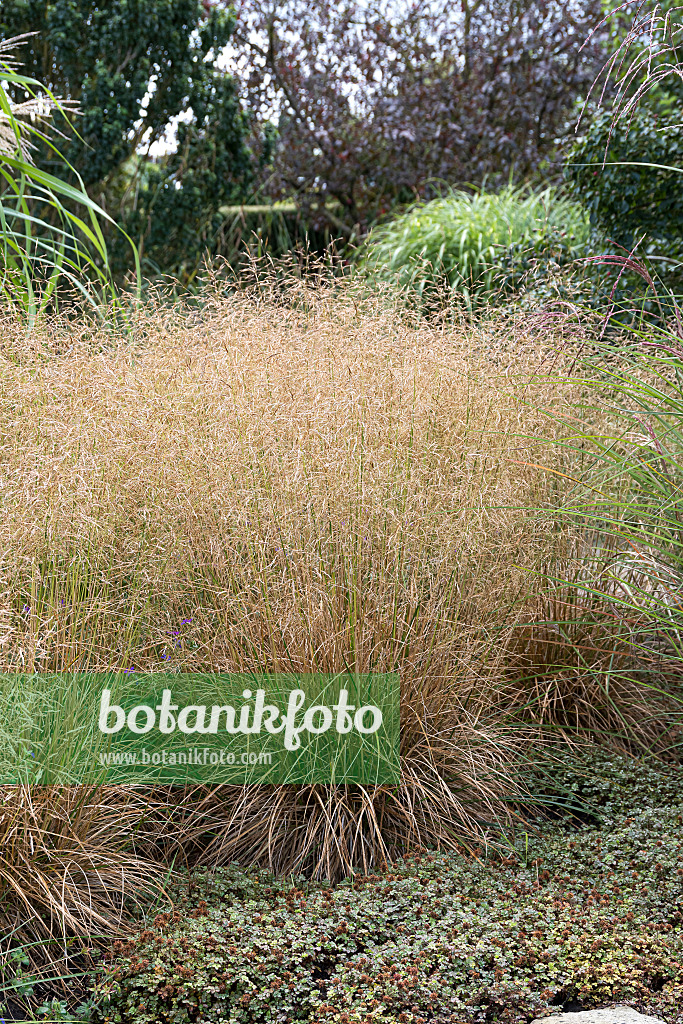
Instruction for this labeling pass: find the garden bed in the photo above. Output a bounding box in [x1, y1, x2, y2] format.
[93, 753, 683, 1024]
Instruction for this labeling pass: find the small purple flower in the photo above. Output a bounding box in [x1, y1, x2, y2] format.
[23, 604, 30, 613]
[123, 666, 135, 673]
[181, 618, 193, 625]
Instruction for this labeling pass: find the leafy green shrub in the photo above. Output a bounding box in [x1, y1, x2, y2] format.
[96, 754, 683, 1024]
[563, 104, 683, 323]
[354, 185, 589, 313]
[0, 3, 256, 283]
[566, 106, 683, 260]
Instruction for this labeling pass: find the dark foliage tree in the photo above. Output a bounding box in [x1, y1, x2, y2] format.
[0, 1, 255, 279]
[226, 0, 610, 238]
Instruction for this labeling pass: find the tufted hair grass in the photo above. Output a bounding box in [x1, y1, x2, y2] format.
[0, 260, 676, 922]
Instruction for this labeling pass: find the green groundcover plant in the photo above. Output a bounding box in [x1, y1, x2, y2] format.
[91, 752, 683, 1024]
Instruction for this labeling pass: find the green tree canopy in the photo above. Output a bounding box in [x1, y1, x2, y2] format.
[0, 1, 255, 280]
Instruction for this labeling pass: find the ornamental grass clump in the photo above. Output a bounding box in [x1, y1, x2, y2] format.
[0, 271, 565, 880]
[0, 262, 676, 891]
[355, 184, 589, 312]
[0, 783, 161, 1011]
[538, 310, 683, 747]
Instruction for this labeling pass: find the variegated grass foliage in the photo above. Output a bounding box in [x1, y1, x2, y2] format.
[0, 33, 137, 325]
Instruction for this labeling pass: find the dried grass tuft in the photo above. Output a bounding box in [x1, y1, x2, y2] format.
[0, 783, 160, 999]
